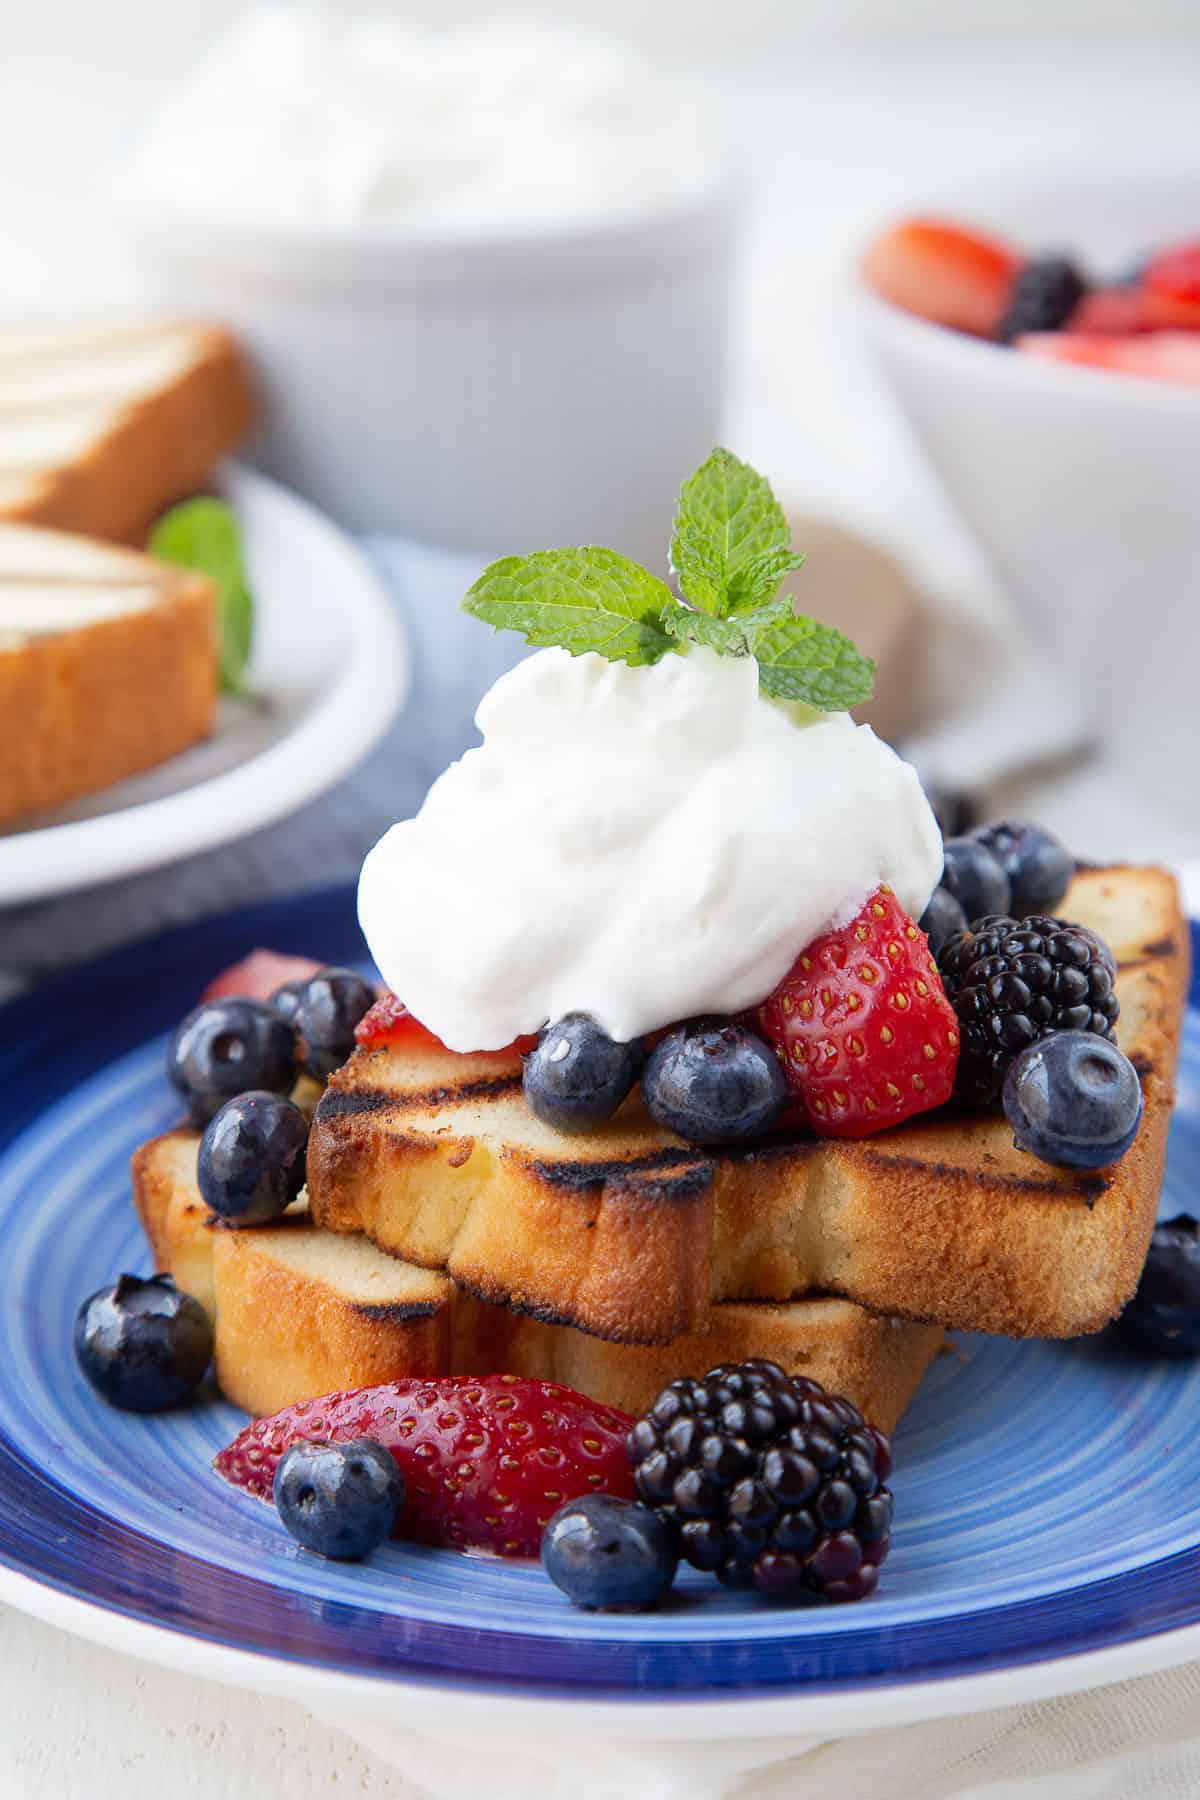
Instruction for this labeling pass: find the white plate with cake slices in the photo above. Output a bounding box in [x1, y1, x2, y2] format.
[0, 462, 409, 905]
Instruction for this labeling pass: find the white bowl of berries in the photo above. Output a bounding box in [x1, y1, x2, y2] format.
[855, 171, 1200, 828]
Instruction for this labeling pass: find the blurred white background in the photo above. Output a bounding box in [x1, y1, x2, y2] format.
[6, 0, 1198, 526]
[5, 0, 1198, 529]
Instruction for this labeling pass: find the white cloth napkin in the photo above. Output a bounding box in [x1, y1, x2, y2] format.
[310, 1660, 1200, 1800]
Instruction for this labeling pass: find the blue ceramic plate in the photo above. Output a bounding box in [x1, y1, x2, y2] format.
[0, 889, 1196, 1723]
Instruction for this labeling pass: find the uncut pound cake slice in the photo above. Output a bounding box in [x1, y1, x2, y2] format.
[0, 319, 253, 543]
[133, 1130, 943, 1429]
[0, 522, 218, 825]
[306, 865, 1188, 1344]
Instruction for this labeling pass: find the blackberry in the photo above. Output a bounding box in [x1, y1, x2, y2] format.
[627, 1359, 893, 1604]
[997, 256, 1087, 342]
[937, 913, 1120, 1107]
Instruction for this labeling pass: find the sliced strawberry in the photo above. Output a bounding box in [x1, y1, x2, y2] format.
[202, 950, 323, 1004]
[862, 217, 1021, 337]
[757, 886, 959, 1140]
[1016, 330, 1200, 386]
[355, 991, 538, 1057]
[215, 1375, 635, 1557]
[1066, 287, 1150, 336]
[1143, 240, 1200, 331]
[354, 992, 443, 1050]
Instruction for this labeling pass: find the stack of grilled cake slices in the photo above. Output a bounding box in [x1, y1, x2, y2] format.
[133, 865, 1189, 1433]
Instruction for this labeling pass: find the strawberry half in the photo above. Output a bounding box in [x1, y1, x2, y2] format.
[214, 1375, 635, 1558]
[1016, 330, 1200, 387]
[355, 991, 538, 1057]
[757, 886, 959, 1139]
[201, 950, 323, 1004]
[862, 217, 1020, 338]
[1066, 287, 1150, 336]
[355, 992, 445, 1050]
[1143, 239, 1200, 331]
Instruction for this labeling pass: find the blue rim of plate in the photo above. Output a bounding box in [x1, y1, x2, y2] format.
[0, 886, 1196, 1703]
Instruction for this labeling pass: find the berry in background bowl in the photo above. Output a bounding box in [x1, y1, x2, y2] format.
[862, 212, 1200, 385]
[855, 170, 1200, 836]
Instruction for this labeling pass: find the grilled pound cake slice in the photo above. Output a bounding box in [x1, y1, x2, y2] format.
[0, 523, 218, 825]
[0, 320, 254, 543]
[308, 865, 1188, 1344]
[133, 1130, 943, 1428]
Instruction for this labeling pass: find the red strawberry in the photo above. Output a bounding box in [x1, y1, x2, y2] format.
[1066, 287, 1150, 336]
[862, 217, 1020, 338]
[1016, 330, 1200, 386]
[355, 992, 444, 1050]
[1143, 240, 1200, 331]
[214, 1375, 635, 1557]
[202, 950, 323, 1004]
[757, 886, 959, 1140]
[355, 991, 538, 1057]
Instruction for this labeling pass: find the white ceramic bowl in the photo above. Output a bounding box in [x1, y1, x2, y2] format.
[856, 171, 1200, 820]
[122, 190, 737, 566]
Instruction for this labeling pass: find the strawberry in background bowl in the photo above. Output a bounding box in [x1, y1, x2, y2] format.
[862, 213, 1200, 386]
[854, 169, 1200, 837]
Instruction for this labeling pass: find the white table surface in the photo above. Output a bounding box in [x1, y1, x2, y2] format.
[2, 31, 1199, 1796]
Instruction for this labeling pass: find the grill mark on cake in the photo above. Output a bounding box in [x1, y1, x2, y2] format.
[530, 1148, 713, 1199]
[0, 571, 146, 586]
[316, 1072, 523, 1121]
[349, 1298, 444, 1323]
[451, 1272, 671, 1345]
[855, 1147, 1113, 1200]
[724, 1134, 821, 1167]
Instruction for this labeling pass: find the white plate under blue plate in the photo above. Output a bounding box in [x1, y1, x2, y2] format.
[0, 465, 409, 906]
[0, 891, 1196, 1741]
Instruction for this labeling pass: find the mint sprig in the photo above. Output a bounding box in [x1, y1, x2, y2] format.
[753, 615, 876, 708]
[463, 548, 677, 666]
[150, 497, 254, 696]
[461, 450, 875, 713]
[671, 449, 803, 616]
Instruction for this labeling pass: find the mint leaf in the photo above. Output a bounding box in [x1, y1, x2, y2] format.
[727, 545, 806, 615]
[151, 498, 253, 696]
[663, 611, 755, 656]
[463, 548, 677, 666]
[664, 593, 793, 657]
[671, 448, 795, 615]
[752, 614, 876, 710]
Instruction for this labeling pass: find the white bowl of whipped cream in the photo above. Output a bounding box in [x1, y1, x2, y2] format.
[118, 8, 738, 561]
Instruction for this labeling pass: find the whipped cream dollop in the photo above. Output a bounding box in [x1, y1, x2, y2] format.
[358, 647, 942, 1052]
[131, 9, 714, 235]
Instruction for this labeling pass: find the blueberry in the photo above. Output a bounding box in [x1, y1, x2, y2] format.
[921, 783, 976, 840]
[1117, 1217, 1200, 1357]
[541, 1495, 677, 1611]
[273, 1438, 404, 1559]
[198, 1091, 309, 1226]
[269, 979, 309, 1027]
[523, 1013, 644, 1134]
[918, 885, 968, 955]
[642, 1020, 788, 1148]
[971, 820, 1074, 915]
[1002, 1031, 1142, 1170]
[167, 998, 297, 1127]
[295, 968, 377, 1080]
[74, 1273, 212, 1412]
[940, 836, 1011, 924]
